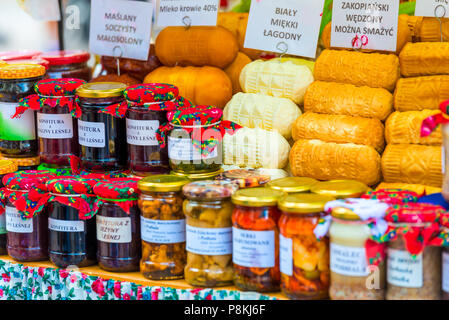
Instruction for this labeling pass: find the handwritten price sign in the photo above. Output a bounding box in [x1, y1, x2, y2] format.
[415, 0, 449, 18]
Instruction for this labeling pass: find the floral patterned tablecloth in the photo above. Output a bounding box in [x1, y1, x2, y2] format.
[0, 259, 277, 300]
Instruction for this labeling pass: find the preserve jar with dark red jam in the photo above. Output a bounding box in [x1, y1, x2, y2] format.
[0, 160, 18, 255]
[44, 177, 100, 268]
[76, 82, 128, 173]
[0, 64, 45, 157]
[16, 78, 85, 167]
[231, 187, 285, 293]
[94, 178, 142, 272]
[36, 50, 91, 82]
[0, 170, 56, 261]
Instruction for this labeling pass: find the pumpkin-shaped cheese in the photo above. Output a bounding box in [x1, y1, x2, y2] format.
[240, 59, 314, 104]
[224, 52, 252, 95]
[223, 92, 301, 139]
[144, 66, 232, 109]
[155, 26, 239, 68]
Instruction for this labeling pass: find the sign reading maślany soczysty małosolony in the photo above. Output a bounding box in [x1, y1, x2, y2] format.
[244, 0, 325, 59]
[331, 0, 399, 52]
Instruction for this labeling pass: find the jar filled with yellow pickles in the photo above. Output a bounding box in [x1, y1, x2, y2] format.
[182, 180, 238, 287]
[138, 175, 190, 280]
[267, 177, 318, 194]
[311, 180, 369, 199]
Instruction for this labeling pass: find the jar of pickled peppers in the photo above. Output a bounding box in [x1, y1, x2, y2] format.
[138, 175, 190, 280]
[0, 64, 45, 157]
[231, 187, 285, 292]
[183, 180, 239, 287]
[311, 180, 369, 199]
[216, 169, 271, 189]
[278, 193, 334, 300]
[267, 177, 319, 194]
[0, 160, 18, 255]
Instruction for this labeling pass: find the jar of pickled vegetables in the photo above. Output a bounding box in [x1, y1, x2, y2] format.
[138, 175, 190, 280]
[267, 177, 319, 194]
[383, 203, 442, 300]
[37, 50, 91, 81]
[278, 193, 334, 300]
[76, 82, 128, 173]
[94, 178, 141, 272]
[231, 187, 285, 292]
[45, 177, 100, 268]
[311, 180, 369, 199]
[1, 170, 56, 261]
[183, 180, 239, 287]
[0, 160, 18, 255]
[216, 169, 271, 188]
[0, 64, 45, 157]
[16, 78, 85, 167]
[171, 169, 223, 182]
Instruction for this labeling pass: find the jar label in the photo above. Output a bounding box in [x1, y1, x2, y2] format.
[5, 206, 33, 233]
[330, 243, 368, 277]
[186, 225, 232, 256]
[49, 218, 84, 233]
[78, 119, 106, 148]
[126, 119, 159, 146]
[0, 102, 36, 141]
[168, 136, 217, 161]
[387, 248, 423, 288]
[141, 217, 186, 244]
[280, 234, 293, 276]
[37, 113, 74, 139]
[443, 251, 449, 293]
[232, 228, 275, 268]
[0, 213, 6, 235]
[96, 215, 131, 243]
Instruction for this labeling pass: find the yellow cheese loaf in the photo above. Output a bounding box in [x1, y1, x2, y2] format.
[375, 182, 441, 195]
[289, 139, 381, 186]
[381, 144, 442, 187]
[385, 110, 442, 145]
[407, 16, 449, 42]
[394, 76, 449, 111]
[224, 92, 301, 139]
[400, 42, 449, 77]
[292, 112, 385, 152]
[314, 49, 400, 92]
[224, 52, 252, 95]
[239, 59, 314, 104]
[223, 127, 291, 169]
[304, 81, 393, 120]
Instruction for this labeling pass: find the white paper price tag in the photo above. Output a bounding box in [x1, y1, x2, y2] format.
[89, 0, 153, 61]
[156, 0, 219, 27]
[416, 0, 449, 18]
[244, 0, 325, 58]
[331, 0, 400, 52]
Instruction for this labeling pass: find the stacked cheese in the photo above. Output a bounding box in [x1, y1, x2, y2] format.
[223, 58, 314, 169]
[289, 49, 400, 186]
[381, 42, 447, 188]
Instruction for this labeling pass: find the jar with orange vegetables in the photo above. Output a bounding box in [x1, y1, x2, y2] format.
[278, 193, 334, 300]
[231, 188, 285, 292]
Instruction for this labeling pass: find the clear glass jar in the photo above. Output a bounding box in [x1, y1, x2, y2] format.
[267, 177, 319, 194]
[231, 188, 285, 292]
[0, 160, 18, 255]
[171, 169, 223, 182]
[0, 64, 45, 157]
[183, 181, 238, 287]
[216, 169, 271, 189]
[329, 208, 386, 300]
[443, 242, 449, 300]
[38, 50, 91, 82]
[278, 194, 334, 300]
[311, 180, 369, 199]
[76, 82, 127, 173]
[138, 175, 190, 280]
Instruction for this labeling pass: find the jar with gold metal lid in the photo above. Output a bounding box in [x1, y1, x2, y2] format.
[231, 187, 285, 292]
[171, 169, 223, 182]
[0, 154, 40, 171]
[76, 82, 127, 173]
[0, 160, 18, 254]
[0, 64, 46, 157]
[267, 177, 318, 194]
[278, 193, 334, 300]
[138, 174, 190, 280]
[216, 169, 271, 188]
[311, 180, 369, 199]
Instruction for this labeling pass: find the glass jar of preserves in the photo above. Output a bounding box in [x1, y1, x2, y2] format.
[6, 58, 50, 71]
[0, 155, 41, 171]
[439, 212, 449, 300]
[1, 170, 56, 261]
[311, 180, 369, 199]
[16, 78, 85, 167]
[37, 163, 72, 176]
[0, 160, 18, 255]
[362, 189, 419, 205]
[76, 82, 128, 173]
[327, 199, 389, 300]
[94, 178, 141, 272]
[138, 174, 190, 280]
[37, 50, 91, 81]
[383, 203, 442, 300]
[267, 177, 318, 194]
[231, 187, 285, 292]
[171, 169, 223, 182]
[0, 64, 45, 157]
[0, 50, 42, 61]
[278, 193, 334, 300]
[216, 169, 271, 189]
[183, 180, 238, 287]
